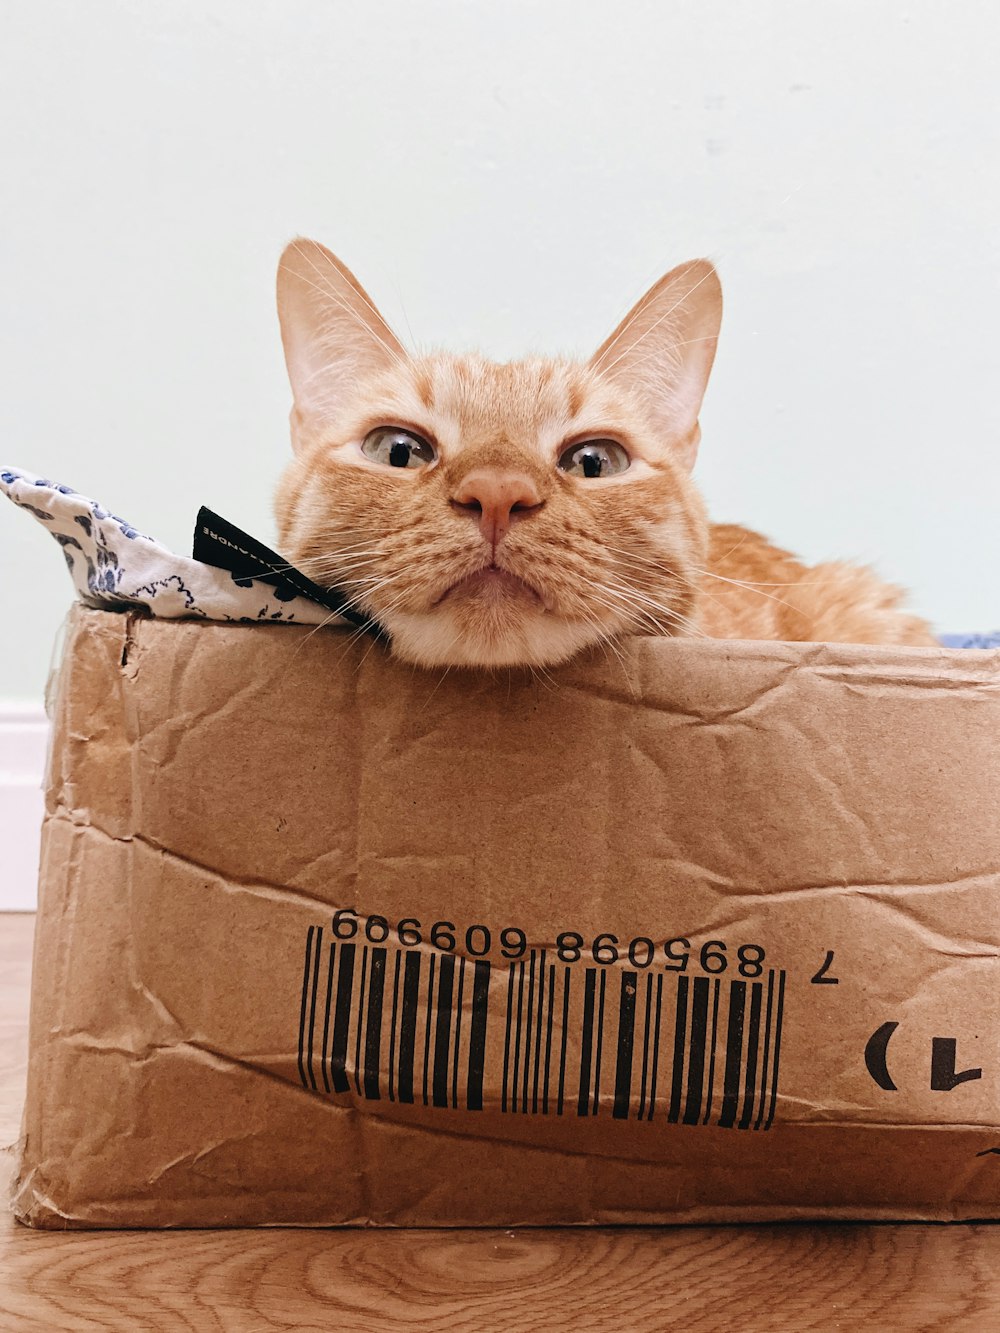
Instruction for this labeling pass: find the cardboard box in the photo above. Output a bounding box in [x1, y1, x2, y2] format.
[13, 606, 1000, 1227]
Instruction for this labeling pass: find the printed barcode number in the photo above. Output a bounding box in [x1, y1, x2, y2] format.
[297, 928, 785, 1129]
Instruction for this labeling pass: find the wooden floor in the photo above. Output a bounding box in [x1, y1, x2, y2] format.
[1, 915, 999, 1331]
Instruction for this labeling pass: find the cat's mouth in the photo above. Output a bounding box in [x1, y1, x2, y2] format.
[436, 567, 544, 610]
[380, 565, 604, 668]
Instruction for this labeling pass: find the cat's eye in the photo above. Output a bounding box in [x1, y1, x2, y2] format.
[556, 439, 630, 479]
[361, 427, 436, 469]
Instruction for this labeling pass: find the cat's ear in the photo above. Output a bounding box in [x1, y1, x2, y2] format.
[589, 260, 722, 471]
[277, 238, 407, 452]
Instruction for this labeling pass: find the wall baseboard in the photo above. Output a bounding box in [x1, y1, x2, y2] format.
[0, 702, 48, 910]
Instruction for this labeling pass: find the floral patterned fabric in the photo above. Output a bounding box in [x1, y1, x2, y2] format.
[0, 467, 335, 625]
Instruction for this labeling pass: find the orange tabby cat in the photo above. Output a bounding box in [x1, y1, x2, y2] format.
[274, 239, 935, 667]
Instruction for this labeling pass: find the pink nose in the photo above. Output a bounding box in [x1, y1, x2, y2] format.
[451, 469, 544, 548]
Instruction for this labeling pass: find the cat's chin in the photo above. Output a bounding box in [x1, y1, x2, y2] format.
[378, 606, 611, 670]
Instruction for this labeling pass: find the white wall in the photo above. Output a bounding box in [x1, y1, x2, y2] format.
[2, 0, 998, 704]
[0, 705, 46, 909]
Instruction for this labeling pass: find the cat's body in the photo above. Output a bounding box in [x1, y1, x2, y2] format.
[698, 524, 933, 644]
[275, 241, 935, 667]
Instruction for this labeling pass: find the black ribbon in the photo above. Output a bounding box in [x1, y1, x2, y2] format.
[192, 506, 385, 640]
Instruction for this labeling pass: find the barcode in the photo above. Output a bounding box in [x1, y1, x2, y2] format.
[296, 928, 786, 1128]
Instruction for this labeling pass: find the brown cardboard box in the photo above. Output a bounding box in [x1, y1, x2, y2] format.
[13, 606, 1000, 1228]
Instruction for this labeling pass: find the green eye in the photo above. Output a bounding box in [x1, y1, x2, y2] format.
[557, 439, 630, 479]
[362, 427, 436, 469]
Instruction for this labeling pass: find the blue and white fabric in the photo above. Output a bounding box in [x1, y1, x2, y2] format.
[0, 467, 334, 625]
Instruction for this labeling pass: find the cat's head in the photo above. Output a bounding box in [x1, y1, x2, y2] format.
[274, 239, 722, 668]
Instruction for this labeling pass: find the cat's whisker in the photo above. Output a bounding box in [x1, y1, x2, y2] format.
[333, 586, 414, 665]
[712, 529, 751, 565]
[708, 577, 828, 588]
[602, 539, 823, 594]
[611, 586, 701, 630]
[538, 664, 562, 692]
[292, 553, 389, 584]
[693, 568, 802, 613]
[579, 589, 662, 645]
[592, 578, 712, 641]
[598, 542, 688, 577]
[591, 593, 663, 636]
[287, 574, 407, 661]
[299, 564, 386, 591]
[418, 660, 456, 711]
[331, 575, 404, 620]
[306, 536, 388, 556]
[306, 546, 388, 569]
[332, 572, 387, 586]
[600, 572, 678, 609]
[334, 626, 379, 666]
[326, 584, 383, 608]
[288, 607, 355, 665]
[529, 647, 567, 691]
[388, 274, 419, 351]
[527, 663, 558, 694]
[597, 576, 711, 639]
[356, 626, 393, 671]
[241, 559, 302, 578]
[227, 552, 376, 584]
[576, 609, 639, 695]
[565, 599, 623, 659]
[318, 563, 388, 588]
[349, 583, 433, 670]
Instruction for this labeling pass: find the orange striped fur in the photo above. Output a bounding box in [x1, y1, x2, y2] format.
[274, 240, 934, 668]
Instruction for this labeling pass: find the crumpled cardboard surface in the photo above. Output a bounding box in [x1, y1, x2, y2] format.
[13, 606, 1000, 1228]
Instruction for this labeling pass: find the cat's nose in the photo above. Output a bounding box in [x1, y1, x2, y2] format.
[450, 470, 544, 548]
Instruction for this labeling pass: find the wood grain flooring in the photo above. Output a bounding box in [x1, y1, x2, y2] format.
[1, 913, 998, 1332]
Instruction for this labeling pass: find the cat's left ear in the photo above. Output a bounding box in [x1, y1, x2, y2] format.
[589, 260, 722, 471]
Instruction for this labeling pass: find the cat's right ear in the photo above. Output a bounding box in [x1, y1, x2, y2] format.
[276, 239, 407, 453]
[589, 260, 722, 471]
